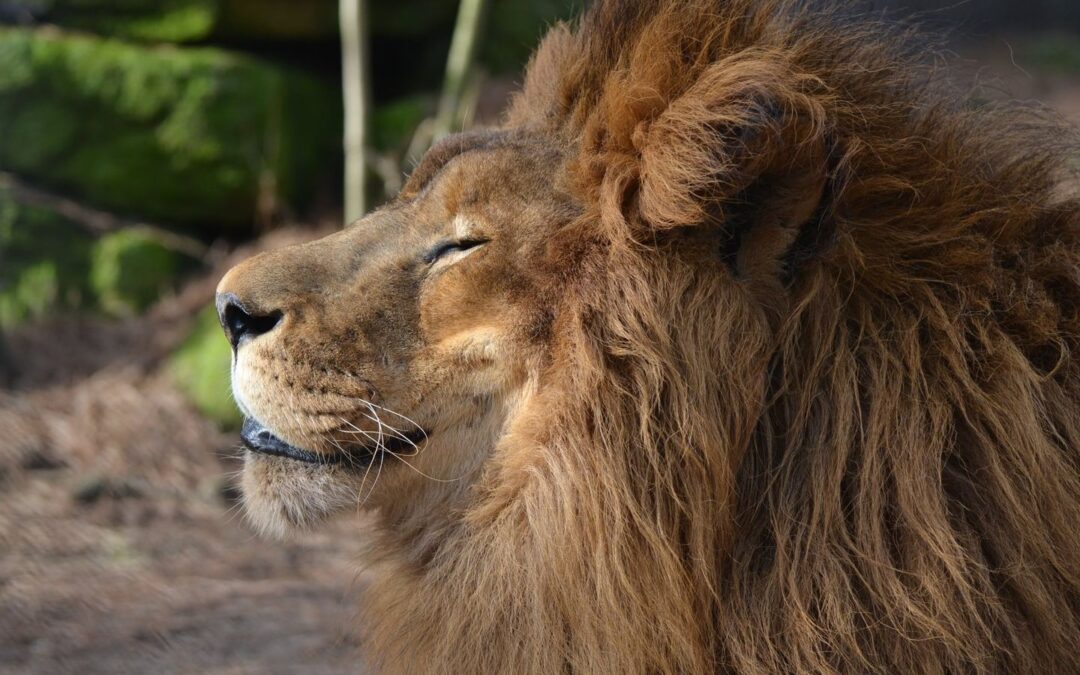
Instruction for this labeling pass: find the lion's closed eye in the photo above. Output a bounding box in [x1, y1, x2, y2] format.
[423, 238, 488, 270]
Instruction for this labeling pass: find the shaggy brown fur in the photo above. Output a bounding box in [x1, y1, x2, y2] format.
[220, 1, 1080, 672]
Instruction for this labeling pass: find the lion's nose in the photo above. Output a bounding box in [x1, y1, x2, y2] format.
[215, 292, 283, 349]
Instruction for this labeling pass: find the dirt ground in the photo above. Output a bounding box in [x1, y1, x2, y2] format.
[2, 41, 1078, 675]
[1, 228, 376, 674]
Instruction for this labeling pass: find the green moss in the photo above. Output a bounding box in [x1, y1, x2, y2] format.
[89, 229, 192, 317]
[37, 0, 339, 43]
[0, 262, 60, 327]
[0, 187, 94, 327]
[46, 0, 219, 43]
[0, 27, 341, 232]
[2, 97, 80, 169]
[170, 303, 241, 430]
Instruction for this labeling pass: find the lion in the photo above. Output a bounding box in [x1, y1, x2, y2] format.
[214, 0, 1080, 672]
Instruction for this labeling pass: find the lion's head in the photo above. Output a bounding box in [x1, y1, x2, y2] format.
[217, 1, 1080, 672]
[216, 131, 572, 534]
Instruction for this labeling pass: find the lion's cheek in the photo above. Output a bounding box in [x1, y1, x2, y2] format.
[240, 454, 356, 538]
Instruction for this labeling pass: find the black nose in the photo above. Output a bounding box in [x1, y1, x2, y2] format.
[215, 293, 283, 349]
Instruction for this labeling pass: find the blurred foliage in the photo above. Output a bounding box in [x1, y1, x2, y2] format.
[0, 26, 340, 231]
[90, 229, 194, 316]
[0, 186, 94, 327]
[32, 0, 218, 42]
[483, 0, 577, 74]
[1022, 35, 1080, 75]
[368, 0, 454, 37]
[371, 95, 432, 153]
[16, 0, 338, 42]
[170, 303, 241, 430]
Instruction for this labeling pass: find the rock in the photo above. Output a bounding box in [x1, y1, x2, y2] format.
[170, 303, 242, 430]
[27, 0, 338, 43]
[0, 26, 341, 232]
[89, 228, 195, 317]
[0, 185, 95, 327]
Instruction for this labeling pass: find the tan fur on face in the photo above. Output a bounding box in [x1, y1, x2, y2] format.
[219, 1, 1080, 672]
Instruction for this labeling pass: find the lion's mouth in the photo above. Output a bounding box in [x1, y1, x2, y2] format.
[240, 417, 427, 466]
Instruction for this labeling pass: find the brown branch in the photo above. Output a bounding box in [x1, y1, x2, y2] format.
[0, 171, 211, 261]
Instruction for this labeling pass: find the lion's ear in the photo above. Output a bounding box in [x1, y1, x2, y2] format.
[582, 54, 832, 282]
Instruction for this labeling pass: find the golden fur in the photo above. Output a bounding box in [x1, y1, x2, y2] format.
[217, 1, 1080, 672]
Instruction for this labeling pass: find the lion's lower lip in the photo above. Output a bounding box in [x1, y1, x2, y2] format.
[241, 418, 339, 465]
[240, 418, 428, 466]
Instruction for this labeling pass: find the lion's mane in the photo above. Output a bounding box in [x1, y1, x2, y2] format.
[362, 1, 1080, 672]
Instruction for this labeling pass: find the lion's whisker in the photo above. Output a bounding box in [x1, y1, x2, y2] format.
[338, 416, 419, 456]
[358, 446, 385, 508]
[337, 414, 461, 483]
[380, 446, 463, 484]
[353, 425, 382, 514]
[356, 399, 430, 442]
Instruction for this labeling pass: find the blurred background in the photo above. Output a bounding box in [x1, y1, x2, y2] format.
[0, 1, 1077, 672]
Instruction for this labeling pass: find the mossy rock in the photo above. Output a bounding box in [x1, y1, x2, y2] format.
[170, 303, 241, 430]
[0, 187, 199, 326]
[0, 26, 341, 233]
[29, 0, 338, 43]
[89, 229, 195, 317]
[0, 186, 95, 327]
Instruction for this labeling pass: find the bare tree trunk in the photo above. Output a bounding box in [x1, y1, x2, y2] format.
[340, 0, 373, 224]
[432, 0, 490, 141]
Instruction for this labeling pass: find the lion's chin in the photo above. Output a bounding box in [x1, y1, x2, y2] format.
[240, 453, 356, 538]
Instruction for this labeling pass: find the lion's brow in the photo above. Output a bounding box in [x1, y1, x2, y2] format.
[404, 130, 512, 197]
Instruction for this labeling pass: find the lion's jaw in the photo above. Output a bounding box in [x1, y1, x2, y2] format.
[236, 383, 531, 538]
[216, 133, 570, 536]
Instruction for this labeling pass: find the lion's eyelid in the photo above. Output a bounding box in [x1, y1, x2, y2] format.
[423, 238, 489, 265]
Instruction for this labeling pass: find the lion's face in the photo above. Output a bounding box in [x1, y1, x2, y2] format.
[216, 132, 575, 534]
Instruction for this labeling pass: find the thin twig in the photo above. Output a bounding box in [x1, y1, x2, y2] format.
[340, 0, 374, 224]
[406, 0, 490, 165]
[434, 0, 490, 140]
